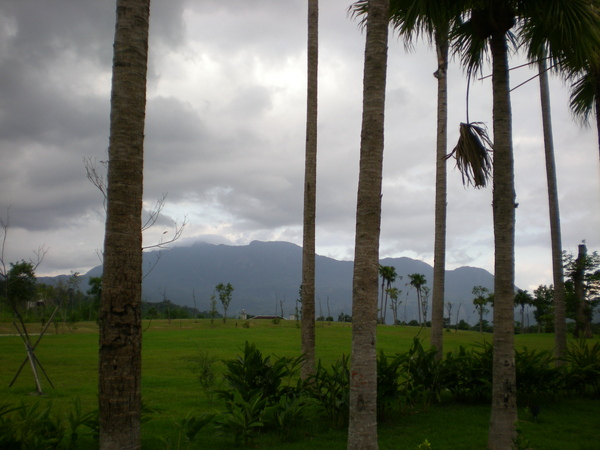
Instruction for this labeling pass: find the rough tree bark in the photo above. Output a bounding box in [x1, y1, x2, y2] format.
[98, 1, 149, 449]
[347, 0, 389, 448]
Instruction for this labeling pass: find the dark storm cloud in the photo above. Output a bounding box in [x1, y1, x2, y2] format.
[0, 0, 597, 289]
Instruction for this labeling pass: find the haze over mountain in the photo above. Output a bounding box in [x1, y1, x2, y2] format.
[79, 240, 494, 324]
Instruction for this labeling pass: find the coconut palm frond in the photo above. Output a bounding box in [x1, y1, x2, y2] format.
[347, 0, 370, 29]
[519, 0, 600, 73]
[569, 72, 595, 126]
[447, 122, 493, 188]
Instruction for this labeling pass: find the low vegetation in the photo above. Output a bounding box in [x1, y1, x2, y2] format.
[0, 320, 599, 448]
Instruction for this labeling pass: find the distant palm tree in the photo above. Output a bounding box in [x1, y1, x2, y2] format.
[408, 273, 427, 326]
[98, 1, 150, 448]
[378, 265, 397, 323]
[347, 0, 389, 448]
[301, 0, 319, 379]
[514, 289, 533, 334]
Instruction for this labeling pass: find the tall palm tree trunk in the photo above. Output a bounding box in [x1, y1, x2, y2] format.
[488, 31, 517, 449]
[98, 1, 149, 449]
[379, 275, 385, 323]
[416, 288, 422, 325]
[430, 33, 448, 359]
[347, 0, 389, 448]
[538, 59, 567, 364]
[574, 243, 592, 338]
[382, 280, 390, 323]
[301, 0, 319, 379]
[595, 71, 600, 164]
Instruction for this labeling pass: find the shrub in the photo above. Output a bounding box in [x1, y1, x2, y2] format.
[515, 347, 559, 400]
[215, 341, 307, 444]
[443, 342, 493, 403]
[215, 390, 266, 446]
[397, 338, 445, 408]
[304, 355, 350, 428]
[217, 341, 304, 405]
[0, 399, 97, 449]
[188, 349, 218, 389]
[562, 339, 600, 397]
[377, 349, 402, 420]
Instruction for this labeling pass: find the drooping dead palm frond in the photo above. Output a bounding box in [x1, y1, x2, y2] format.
[446, 122, 493, 188]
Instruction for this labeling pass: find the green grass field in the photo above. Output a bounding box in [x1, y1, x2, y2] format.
[1, 319, 598, 449]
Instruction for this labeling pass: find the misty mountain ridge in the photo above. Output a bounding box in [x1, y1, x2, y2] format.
[70, 240, 495, 325]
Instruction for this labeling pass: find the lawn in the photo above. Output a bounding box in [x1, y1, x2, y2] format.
[0, 319, 598, 449]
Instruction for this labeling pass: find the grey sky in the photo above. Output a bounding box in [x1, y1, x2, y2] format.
[0, 0, 598, 294]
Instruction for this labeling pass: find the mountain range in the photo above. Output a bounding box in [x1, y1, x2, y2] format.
[70, 240, 495, 324]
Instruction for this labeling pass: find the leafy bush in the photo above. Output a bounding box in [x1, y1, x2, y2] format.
[187, 349, 219, 403]
[443, 342, 493, 403]
[304, 354, 350, 428]
[377, 350, 402, 420]
[0, 399, 96, 449]
[515, 347, 559, 400]
[262, 395, 313, 440]
[214, 341, 307, 444]
[215, 390, 266, 446]
[562, 339, 600, 397]
[217, 341, 304, 405]
[397, 338, 446, 408]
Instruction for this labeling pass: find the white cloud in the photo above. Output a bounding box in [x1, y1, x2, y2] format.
[0, 0, 597, 298]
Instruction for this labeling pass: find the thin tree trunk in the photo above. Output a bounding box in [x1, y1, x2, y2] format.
[520, 306, 525, 334]
[538, 59, 567, 364]
[382, 280, 390, 323]
[347, 0, 389, 448]
[595, 72, 600, 165]
[488, 32, 518, 449]
[98, 1, 149, 448]
[379, 277, 385, 323]
[416, 289, 422, 326]
[479, 309, 483, 333]
[301, 0, 319, 379]
[430, 33, 448, 360]
[574, 243, 592, 338]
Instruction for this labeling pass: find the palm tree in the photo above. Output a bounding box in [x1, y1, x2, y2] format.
[570, 66, 600, 164]
[378, 265, 386, 323]
[301, 0, 319, 379]
[351, 0, 461, 361]
[383, 266, 397, 323]
[389, 0, 456, 360]
[514, 289, 533, 334]
[408, 273, 426, 326]
[453, 2, 600, 447]
[98, 1, 149, 448]
[347, 0, 389, 448]
[537, 57, 567, 363]
[378, 265, 397, 323]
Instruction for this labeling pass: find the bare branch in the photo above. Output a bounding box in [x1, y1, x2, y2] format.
[83, 157, 108, 210]
[95, 248, 104, 265]
[31, 245, 49, 271]
[142, 251, 162, 280]
[142, 194, 167, 232]
[84, 158, 188, 261]
[142, 214, 189, 250]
